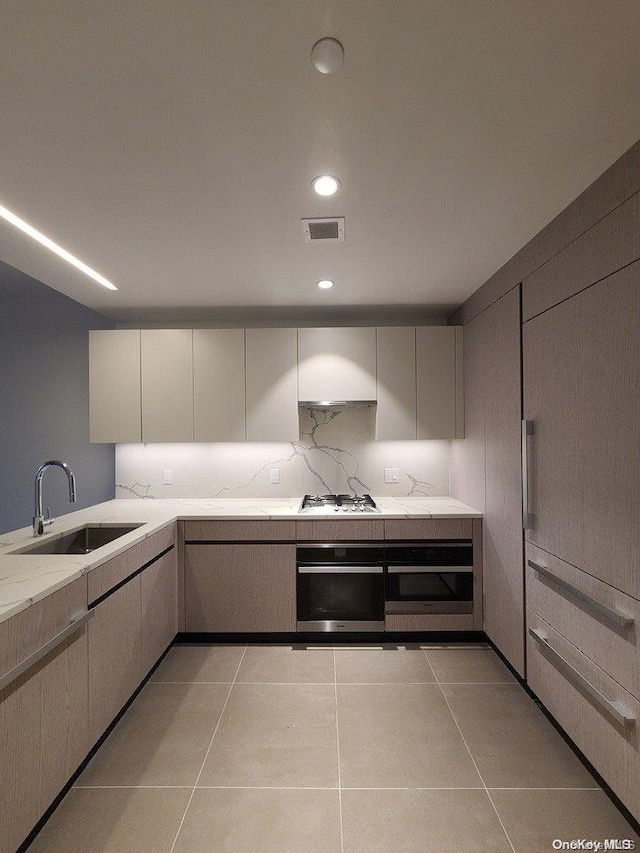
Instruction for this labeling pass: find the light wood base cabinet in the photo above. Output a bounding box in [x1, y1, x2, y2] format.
[141, 548, 178, 677]
[88, 576, 142, 747]
[185, 544, 296, 632]
[0, 578, 89, 853]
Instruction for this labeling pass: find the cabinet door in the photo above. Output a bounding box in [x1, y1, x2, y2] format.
[140, 549, 178, 677]
[141, 329, 193, 442]
[245, 328, 298, 441]
[88, 576, 141, 746]
[523, 261, 640, 599]
[375, 327, 416, 440]
[185, 544, 296, 632]
[89, 329, 141, 443]
[483, 288, 524, 676]
[0, 579, 88, 853]
[297, 327, 377, 402]
[193, 329, 246, 441]
[416, 326, 463, 439]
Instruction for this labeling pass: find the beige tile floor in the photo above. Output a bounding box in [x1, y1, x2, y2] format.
[28, 644, 639, 853]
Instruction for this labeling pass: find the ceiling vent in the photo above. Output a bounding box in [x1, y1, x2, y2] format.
[302, 217, 345, 243]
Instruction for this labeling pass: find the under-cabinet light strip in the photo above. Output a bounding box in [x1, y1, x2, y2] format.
[0, 202, 118, 291]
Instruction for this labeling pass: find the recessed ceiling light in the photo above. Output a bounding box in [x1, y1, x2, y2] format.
[311, 38, 344, 74]
[317, 279, 334, 290]
[0, 202, 118, 291]
[312, 175, 341, 197]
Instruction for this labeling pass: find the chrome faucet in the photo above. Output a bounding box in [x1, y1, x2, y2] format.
[33, 460, 77, 536]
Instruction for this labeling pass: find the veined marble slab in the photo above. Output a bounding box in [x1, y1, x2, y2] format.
[0, 496, 481, 624]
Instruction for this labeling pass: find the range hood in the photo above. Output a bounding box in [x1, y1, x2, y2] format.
[298, 400, 376, 410]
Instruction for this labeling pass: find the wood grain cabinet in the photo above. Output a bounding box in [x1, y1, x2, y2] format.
[88, 575, 142, 747]
[141, 329, 194, 442]
[140, 547, 178, 678]
[0, 578, 89, 853]
[523, 260, 640, 600]
[245, 328, 299, 441]
[416, 326, 464, 439]
[89, 329, 142, 443]
[297, 327, 377, 402]
[185, 543, 296, 632]
[193, 329, 246, 441]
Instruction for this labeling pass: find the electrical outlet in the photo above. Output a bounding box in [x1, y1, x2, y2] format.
[384, 467, 399, 484]
[162, 469, 173, 485]
[270, 468, 280, 485]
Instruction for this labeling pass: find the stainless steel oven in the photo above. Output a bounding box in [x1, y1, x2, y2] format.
[385, 541, 473, 615]
[296, 543, 385, 631]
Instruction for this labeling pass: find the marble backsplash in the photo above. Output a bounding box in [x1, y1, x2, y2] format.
[115, 406, 450, 499]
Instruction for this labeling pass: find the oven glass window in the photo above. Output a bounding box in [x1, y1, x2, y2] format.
[394, 571, 472, 602]
[298, 571, 385, 622]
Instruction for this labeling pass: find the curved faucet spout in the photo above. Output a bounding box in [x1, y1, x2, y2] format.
[33, 460, 77, 536]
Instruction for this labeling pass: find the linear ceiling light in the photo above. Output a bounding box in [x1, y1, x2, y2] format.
[0, 203, 118, 290]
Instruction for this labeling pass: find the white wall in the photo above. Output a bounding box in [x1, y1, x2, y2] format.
[116, 406, 450, 499]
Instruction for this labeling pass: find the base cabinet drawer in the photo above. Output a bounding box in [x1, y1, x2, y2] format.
[527, 608, 640, 821]
[186, 544, 296, 632]
[0, 578, 89, 853]
[526, 544, 640, 698]
[385, 613, 474, 632]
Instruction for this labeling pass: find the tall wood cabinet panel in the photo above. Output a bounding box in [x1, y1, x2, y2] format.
[0, 578, 88, 853]
[523, 260, 640, 600]
[449, 314, 485, 512]
[193, 329, 246, 441]
[185, 543, 296, 632]
[141, 329, 194, 442]
[297, 327, 377, 402]
[89, 329, 141, 443]
[245, 328, 298, 441]
[523, 190, 640, 322]
[416, 326, 463, 439]
[482, 288, 524, 675]
[375, 327, 416, 440]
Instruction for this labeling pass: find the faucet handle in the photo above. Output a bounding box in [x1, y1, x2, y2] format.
[44, 507, 54, 527]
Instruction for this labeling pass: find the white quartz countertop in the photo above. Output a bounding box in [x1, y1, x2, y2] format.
[0, 496, 481, 624]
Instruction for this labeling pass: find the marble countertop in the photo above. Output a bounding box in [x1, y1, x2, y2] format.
[0, 496, 481, 624]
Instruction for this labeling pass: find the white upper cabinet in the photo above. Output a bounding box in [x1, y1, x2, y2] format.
[245, 328, 298, 442]
[297, 327, 377, 402]
[193, 329, 245, 442]
[89, 330, 142, 443]
[375, 327, 417, 440]
[416, 326, 464, 440]
[141, 330, 194, 442]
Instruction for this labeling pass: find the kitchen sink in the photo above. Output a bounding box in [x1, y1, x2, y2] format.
[13, 524, 144, 555]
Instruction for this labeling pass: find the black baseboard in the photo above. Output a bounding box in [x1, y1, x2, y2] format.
[17, 639, 175, 853]
[486, 638, 640, 837]
[175, 630, 487, 645]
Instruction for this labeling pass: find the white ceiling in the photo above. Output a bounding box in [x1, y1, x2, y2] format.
[1, 1, 640, 322]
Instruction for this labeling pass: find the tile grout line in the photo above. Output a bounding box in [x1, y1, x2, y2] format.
[168, 644, 248, 853]
[334, 648, 345, 853]
[421, 648, 518, 853]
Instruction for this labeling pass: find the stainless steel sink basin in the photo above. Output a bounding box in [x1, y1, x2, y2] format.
[13, 524, 144, 555]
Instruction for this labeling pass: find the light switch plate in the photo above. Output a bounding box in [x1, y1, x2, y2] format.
[270, 468, 280, 484]
[163, 468, 173, 485]
[384, 467, 399, 484]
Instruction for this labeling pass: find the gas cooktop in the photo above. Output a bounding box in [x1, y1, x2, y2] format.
[299, 494, 379, 514]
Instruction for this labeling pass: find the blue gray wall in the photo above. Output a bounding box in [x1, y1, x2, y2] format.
[0, 262, 115, 534]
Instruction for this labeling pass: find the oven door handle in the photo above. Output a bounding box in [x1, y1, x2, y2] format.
[387, 565, 473, 574]
[298, 565, 384, 574]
